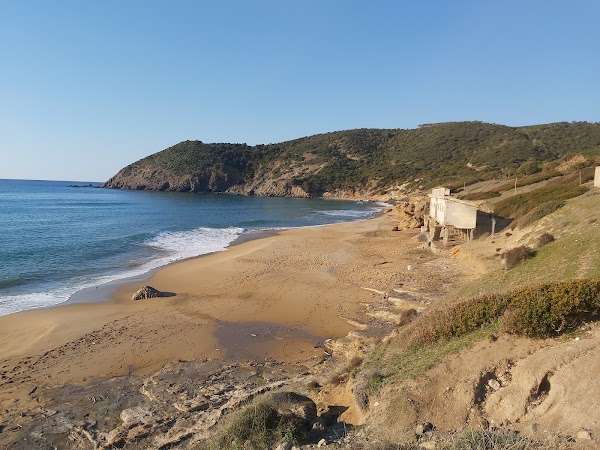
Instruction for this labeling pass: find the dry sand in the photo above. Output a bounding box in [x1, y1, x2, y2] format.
[0, 213, 467, 434]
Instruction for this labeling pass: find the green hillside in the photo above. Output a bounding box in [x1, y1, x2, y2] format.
[104, 121, 600, 196]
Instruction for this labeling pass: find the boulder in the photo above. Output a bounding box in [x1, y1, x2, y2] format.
[270, 392, 317, 427]
[415, 422, 435, 436]
[488, 379, 501, 391]
[120, 406, 155, 428]
[274, 442, 293, 450]
[132, 286, 163, 301]
[576, 430, 593, 441]
[393, 198, 428, 229]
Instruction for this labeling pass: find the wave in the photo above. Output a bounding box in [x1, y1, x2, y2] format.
[318, 208, 379, 219]
[0, 277, 26, 289]
[141, 227, 244, 264]
[0, 227, 244, 317]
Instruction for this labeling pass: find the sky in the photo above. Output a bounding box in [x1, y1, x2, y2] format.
[1, 1, 599, 181]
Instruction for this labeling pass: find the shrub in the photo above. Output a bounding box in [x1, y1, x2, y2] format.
[201, 396, 308, 450]
[494, 184, 588, 220]
[442, 429, 549, 450]
[501, 246, 534, 269]
[404, 280, 600, 345]
[408, 293, 511, 346]
[536, 233, 555, 247]
[518, 201, 565, 227]
[501, 279, 600, 337]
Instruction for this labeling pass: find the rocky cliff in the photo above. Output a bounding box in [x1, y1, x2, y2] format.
[103, 122, 600, 198]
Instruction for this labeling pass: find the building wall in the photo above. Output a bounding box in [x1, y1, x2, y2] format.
[431, 187, 450, 198]
[429, 196, 437, 219]
[429, 196, 448, 225]
[445, 200, 477, 229]
[595, 167, 600, 188]
[428, 187, 478, 229]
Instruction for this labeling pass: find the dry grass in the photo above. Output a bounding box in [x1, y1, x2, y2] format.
[452, 192, 600, 300]
[199, 395, 307, 450]
[346, 429, 562, 450]
[439, 429, 561, 450]
[354, 370, 385, 411]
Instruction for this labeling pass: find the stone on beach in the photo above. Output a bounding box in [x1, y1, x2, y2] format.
[132, 286, 163, 301]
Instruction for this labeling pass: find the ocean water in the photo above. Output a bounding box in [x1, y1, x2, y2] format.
[0, 179, 382, 316]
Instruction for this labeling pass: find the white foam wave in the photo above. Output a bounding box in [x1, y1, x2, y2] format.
[318, 208, 379, 218]
[0, 227, 244, 317]
[142, 227, 244, 264]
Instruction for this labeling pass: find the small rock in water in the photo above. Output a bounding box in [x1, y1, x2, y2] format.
[317, 438, 327, 447]
[132, 286, 163, 301]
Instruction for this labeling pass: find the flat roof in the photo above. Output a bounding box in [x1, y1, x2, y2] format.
[427, 194, 481, 208]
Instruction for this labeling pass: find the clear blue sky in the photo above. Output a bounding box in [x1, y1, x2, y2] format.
[1, 1, 598, 181]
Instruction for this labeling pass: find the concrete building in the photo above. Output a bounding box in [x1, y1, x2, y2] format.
[595, 167, 600, 188]
[426, 187, 479, 246]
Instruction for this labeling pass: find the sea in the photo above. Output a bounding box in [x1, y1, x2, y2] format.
[0, 179, 383, 317]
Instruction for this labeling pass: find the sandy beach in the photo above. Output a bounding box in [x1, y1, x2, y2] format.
[0, 211, 472, 446]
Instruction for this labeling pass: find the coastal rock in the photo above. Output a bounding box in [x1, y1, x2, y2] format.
[132, 286, 163, 301]
[393, 198, 428, 229]
[576, 430, 593, 441]
[270, 391, 317, 426]
[488, 379, 501, 391]
[120, 405, 155, 428]
[415, 422, 435, 436]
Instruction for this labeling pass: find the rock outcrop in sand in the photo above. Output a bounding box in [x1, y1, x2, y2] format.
[131, 286, 164, 300]
[391, 197, 428, 229]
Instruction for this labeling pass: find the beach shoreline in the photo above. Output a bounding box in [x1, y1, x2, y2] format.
[0, 215, 392, 373]
[64, 228, 282, 306]
[13, 205, 388, 312]
[0, 209, 470, 446]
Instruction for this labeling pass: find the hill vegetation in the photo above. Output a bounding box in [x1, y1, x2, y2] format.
[103, 121, 600, 197]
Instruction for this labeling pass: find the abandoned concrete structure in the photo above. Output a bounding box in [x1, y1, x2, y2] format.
[425, 187, 479, 246]
[595, 167, 600, 188]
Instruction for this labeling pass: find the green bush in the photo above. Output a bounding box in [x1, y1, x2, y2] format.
[494, 184, 588, 219]
[200, 398, 305, 450]
[407, 280, 600, 345]
[502, 280, 600, 337]
[408, 293, 511, 345]
[518, 201, 565, 227]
